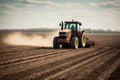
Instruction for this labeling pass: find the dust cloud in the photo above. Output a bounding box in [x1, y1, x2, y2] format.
[3, 31, 58, 47]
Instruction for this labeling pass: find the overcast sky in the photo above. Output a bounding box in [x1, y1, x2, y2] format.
[0, 0, 120, 31]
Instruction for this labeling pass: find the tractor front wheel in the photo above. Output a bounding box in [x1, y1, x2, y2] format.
[53, 37, 60, 48]
[71, 37, 79, 49]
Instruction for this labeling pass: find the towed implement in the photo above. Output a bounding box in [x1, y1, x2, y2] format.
[53, 20, 95, 49]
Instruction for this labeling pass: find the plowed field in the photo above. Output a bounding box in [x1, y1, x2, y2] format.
[0, 33, 120, 80]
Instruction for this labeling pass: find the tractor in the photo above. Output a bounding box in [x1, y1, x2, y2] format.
[53, 20, 95, 49]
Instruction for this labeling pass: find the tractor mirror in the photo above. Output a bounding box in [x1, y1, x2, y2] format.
[59, 23, 61, 26]
[59, 21, 64, 30]
[79, 23, 82, 26]
[59, 21, 63, 26]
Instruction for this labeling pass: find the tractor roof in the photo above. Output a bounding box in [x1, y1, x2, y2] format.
[65, 20, 81, 24]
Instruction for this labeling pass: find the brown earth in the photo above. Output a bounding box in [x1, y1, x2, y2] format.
[109, 65, 120, 80]
[0, 31, 120, 80]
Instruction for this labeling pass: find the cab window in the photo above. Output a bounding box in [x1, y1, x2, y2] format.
[65, 23, 76, 30]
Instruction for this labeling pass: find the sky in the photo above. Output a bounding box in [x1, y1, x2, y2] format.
[0, 0, 120, 31]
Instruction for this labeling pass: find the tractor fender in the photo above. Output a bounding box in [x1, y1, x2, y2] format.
[77, 29, 84, 37]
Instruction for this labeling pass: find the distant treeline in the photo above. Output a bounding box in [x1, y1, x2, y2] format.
[84, 28, 120, 34]
[0, 28, 57, 33]
[0, 28, 120, 34]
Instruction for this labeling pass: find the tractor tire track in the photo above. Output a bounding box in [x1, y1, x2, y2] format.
[0, 47, 40, 54]
[57, 48, 120, 80]
[0, 49, 72, 68]
[84, 50, 120, 80]
[1, 41, 119, 68]
[0, 48, 94, 76]
[0, 48, 60, 61]
[39, 46, 119, 80]
[0, 44, 118, 80]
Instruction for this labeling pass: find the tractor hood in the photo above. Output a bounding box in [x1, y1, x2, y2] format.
[59, 29, 72, 33]
[59, 29, 72, 41]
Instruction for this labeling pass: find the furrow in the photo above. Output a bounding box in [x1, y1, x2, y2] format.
[97, 58, 120, 80]
[80, 49, 120, 80]
[0, 41, 119, 80]
[0, 48, 94, 77]
[42, 46, 119, 80]
[0, 49, 71, 68]
[20, 46, 118, 80]
[59, 48, 120, 80]
[0, 47, 39, 54]
[0, 49, 59, 61]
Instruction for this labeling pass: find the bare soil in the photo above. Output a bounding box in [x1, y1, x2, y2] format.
[0, 31, 120, 80]
[109, 65, 120, 80]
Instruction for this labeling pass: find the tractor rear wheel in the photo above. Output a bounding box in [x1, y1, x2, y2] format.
[53, 37, 60, 48]
[71, 37, 79, 49]
[79, 32, 86, 48]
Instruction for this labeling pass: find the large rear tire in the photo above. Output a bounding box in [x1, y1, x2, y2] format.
[53, 37, 60, 48]
[79, 32, 86, 48]
[71, 37, 79, 49]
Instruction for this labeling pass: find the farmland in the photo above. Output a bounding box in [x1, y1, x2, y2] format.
[0, 30, 120, 80]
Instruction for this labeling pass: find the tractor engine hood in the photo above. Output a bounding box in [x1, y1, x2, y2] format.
[59, 29, 72, 41]
[60, 29, 72, 33]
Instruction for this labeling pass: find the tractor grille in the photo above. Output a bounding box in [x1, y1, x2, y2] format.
[59, 32, 67, 39]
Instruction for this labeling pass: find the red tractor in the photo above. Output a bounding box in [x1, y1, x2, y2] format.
[53, 20, 95, 49]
